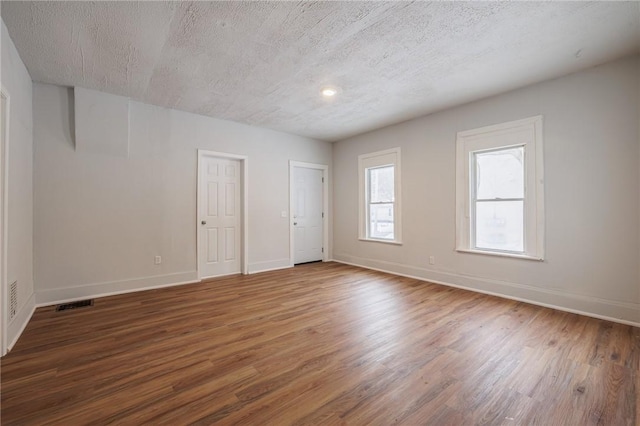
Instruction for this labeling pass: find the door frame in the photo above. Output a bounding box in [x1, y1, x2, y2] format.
[289, 161, 329, 266]
[196, 150, 248, 279]
[1, 87, 10, 356]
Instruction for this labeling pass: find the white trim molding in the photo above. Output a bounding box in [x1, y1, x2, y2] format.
[7, 292, 35, 353]
[358, 147, 402, 244]
[332, 254, 640, 327]
[289, 161, 330, 267]
[248, 258, 292, 274]
[197, 150, 249, 278]
[456, 116, 544, 260]
[0, 86, 10, 356]
[36, 271, 199, 307]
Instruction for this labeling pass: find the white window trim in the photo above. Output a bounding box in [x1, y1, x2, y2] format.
[455, 116, 544, 260]
[358, 147, 402, 244]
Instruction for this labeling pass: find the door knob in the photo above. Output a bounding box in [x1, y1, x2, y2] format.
[201, 220, 207, 225]
[293, 222, 298, 225]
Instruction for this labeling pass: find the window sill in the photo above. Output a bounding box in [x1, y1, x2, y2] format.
[359, 238, 403, 246]
[456, 248, 543, 261]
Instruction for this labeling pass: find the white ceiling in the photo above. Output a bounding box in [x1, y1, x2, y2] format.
[1, 1, 639, 142]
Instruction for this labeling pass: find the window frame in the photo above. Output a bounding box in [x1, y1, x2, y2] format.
[358, 147, 402, 245]
[456, 116, 544, 260]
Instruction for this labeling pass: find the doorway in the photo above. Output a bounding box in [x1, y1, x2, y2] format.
[290, 161, 329, 265]
[197, 150, 248, 279]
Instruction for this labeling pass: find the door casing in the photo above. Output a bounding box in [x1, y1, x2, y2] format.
[197, 150, 248, 278]
[0, 87, 10, 356]
[289, 161, 329, 267]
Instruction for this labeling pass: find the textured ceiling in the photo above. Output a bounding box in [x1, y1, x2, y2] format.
[1, 1, 639, 142]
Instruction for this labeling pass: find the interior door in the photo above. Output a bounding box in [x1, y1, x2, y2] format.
[293, 166, 323, 264]
[199, 156, 241, 278]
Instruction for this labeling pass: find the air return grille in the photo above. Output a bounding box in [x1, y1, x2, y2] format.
[56, 299, 94, 312]
[9, 281, 17, 320]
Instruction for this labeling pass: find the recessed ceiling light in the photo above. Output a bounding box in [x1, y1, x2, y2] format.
[321, 86, 339, 97]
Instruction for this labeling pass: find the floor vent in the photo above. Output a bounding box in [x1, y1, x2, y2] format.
[56, 300, 94, 312]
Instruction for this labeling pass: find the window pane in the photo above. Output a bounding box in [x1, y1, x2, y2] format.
[475, 200, 523, 252]
[368, 166, 394, 203]
[369, 203, 394, 240]
[475, 147, 524, 200]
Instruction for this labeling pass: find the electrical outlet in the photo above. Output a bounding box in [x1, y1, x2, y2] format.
[281, 210, 287, 218]
[429, 256, 435, 265]
[154, 256, 162, 265]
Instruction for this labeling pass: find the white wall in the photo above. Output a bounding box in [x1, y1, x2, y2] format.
[1, 19, 35, 351]
[333, 55, 640, 324]
[33, 83, 332, 304]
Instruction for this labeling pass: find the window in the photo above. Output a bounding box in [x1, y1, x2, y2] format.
[359, 148, 401, 244]
[456, 116, 544, 260]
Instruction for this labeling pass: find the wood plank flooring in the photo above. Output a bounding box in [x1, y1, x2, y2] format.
[1, 262, 638, 425]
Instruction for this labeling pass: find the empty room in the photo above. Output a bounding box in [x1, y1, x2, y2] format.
[1, 1, 639, 424]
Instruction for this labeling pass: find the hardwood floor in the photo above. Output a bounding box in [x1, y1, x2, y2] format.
[1, 262, 638, 425]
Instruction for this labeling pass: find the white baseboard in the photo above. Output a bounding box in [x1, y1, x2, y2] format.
[7, 291, 36, 352]
[332, 254, 640, 327]
[36, 271, 199, 307]
[248, 258, 292, 274]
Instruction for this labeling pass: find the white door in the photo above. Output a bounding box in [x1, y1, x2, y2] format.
[199, 156, 241, 278]
[293, 167, 323, 264]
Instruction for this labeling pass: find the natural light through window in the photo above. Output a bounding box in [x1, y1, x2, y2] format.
[368, 165, 395, 240]
[473, 146, 524, 253]
[359, 148, 401, 244]
[456, 116, 544, 260]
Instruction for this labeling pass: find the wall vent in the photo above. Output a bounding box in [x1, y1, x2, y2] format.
[56, 299, 94, 312]
[9, 281, 17, 320]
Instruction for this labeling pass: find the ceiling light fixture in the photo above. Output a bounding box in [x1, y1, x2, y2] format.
[321, 86, 339, 98]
